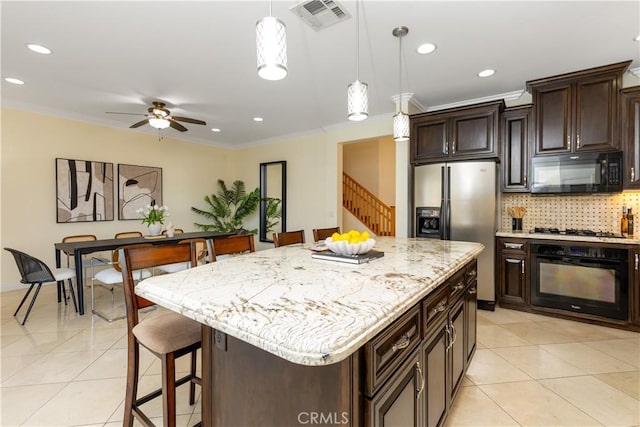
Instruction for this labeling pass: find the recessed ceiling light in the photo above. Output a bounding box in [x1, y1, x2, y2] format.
[253, 117, 264, 122]
[417, 43, 437, 55]
[211, 128, 221, 132]
[4, 77, 24, 85]
[635, 35, 640, 42]
[478, 69, 496, 78]
[27, 44, 51, 54]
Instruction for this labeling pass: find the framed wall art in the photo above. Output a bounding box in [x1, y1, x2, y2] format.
[118, 164, 163, 220]
[56, 158, 114, 223]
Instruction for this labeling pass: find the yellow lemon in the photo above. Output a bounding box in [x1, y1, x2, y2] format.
[340, 233, 351, 241]
[349, 230, 360, 237]
[331, 232, 341, 241]
[361, 231, 371, 240]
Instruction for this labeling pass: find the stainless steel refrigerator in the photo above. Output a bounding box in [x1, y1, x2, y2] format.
[414, 161, 497, 306]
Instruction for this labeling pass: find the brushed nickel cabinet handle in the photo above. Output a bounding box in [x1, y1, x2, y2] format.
[452, 282, 465, 291]
[435, 301, 447, 313]
[452, 140, 456, 154]
[522, 259, 525, 275]
[445, 324, 452, 352]
[632, 167, 635, 182]
[576, 134, 580, 149]
[468, 287, 477, 295]
[506, 258, 521, 264]
[504, 243, 523, 249]
[567, 135, 570, 149]
[415, 362, 425, 398]
[635, 253, 638, 270]
[392, 333, 411, 352]
[444, 141, 449, 155]
[524, 175, 527, 185]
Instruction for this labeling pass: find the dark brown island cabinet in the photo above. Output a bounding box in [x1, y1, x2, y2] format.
[410, 100, 504, 164]
[621, 86, 640, 190]
[500, 105, 532, 192]
[202, 259, 478, 427]
[527, 60, 630, 155]
[631, 248, 640, 327]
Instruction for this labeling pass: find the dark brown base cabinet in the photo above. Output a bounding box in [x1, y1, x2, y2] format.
[496, 238, 529, 307]
[202, 259, 478, 427]
[632, 248, 640, 326]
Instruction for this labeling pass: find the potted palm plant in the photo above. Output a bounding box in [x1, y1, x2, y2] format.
[192, 180, 260, 233]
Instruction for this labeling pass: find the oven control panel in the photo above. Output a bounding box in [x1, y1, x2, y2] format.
[532, 244, 627, 260]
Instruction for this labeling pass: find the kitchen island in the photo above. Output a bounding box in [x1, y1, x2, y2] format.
[136, 237, 484, 426]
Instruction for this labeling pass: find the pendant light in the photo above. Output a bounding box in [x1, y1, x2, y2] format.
[347, 0, 368, 121]
[256, 0, 287, 81]
[393, 26, 409, 142]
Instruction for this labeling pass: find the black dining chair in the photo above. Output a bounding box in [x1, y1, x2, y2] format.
[5, 247, 77, 324]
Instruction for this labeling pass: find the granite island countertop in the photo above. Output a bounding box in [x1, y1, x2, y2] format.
[135, 237, 483, 366]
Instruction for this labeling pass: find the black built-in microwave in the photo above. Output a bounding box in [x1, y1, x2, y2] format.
[530, 151, 622, 194]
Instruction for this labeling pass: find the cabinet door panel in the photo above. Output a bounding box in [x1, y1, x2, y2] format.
[535, 85, 571, 154]
[501, 106, 531, 192]
[466, 281, 477, 364]
[452, 115, 492, 156]
[498, 253, 527, 305]
[575, 77, 617, 151]
[450, 300, 466, 400]
[414, 118, 448, 161]
[621, 87, 640, 189]
[424, 321, 448, 427]
[366, 349, 421, 427]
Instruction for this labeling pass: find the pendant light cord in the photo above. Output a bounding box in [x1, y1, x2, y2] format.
[356, 0, 360, 80]
[398, 33, 402, 114]
[269, 0, 272, 16]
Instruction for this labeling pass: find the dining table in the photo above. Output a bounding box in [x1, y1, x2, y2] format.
[54, 230, 233, 315]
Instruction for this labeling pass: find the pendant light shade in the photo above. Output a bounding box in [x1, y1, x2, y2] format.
[393, 112, 410, 141]
[348, 80, 368, 121]
[393, 26, 409, 142]
[347, 0, 368, 121]
[256, 2, 287, 81]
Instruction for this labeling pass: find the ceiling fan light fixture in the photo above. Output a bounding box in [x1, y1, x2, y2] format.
[149, 117, 170, 129]
[256, 2, 288, 81]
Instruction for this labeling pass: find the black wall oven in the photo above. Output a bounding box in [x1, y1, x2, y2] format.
[530, 243, 628, 320]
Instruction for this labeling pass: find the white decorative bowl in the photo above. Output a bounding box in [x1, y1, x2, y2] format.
[324, 237, 376, 256]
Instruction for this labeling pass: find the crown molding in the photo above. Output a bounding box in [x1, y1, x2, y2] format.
[425, 90, 525, 112]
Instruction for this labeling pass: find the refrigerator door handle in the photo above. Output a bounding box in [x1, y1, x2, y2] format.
[445, 166, 452, 240]
[440, 166, 446, 240]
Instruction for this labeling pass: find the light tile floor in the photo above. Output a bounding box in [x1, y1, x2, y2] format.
[1, 285, 639, 426]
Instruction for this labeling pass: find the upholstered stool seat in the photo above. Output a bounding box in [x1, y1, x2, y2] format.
[133, 312, 201, 354]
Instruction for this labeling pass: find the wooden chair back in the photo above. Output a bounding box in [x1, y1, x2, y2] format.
[178, 238, 210, 263]
[115, 231, 143, 239]
[312, 227, 340, 242]
[273, 230, 305, 247]
[61, 234, 98, 266]
[119, 242, 197, 328]
[163, 228, 184, 236]
[210, 234, 255, 260]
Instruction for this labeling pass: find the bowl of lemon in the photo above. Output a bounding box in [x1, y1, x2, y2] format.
[325, 230, 375, 255]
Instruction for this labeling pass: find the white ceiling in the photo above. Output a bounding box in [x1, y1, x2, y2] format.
[2, 1, 639, 148]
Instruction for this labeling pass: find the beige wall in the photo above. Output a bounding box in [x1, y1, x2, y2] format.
[1, 109, 234, 291]
[2, 109, 399, 291]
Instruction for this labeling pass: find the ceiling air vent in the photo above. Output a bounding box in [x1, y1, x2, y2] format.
[289, 0, 351, 31]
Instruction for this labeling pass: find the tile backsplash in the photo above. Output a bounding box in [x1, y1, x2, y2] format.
[501, 192, 640, 234]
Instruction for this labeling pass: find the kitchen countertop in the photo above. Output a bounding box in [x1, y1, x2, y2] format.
[135, 237, 483, 366]
[497, 230, 640, 245]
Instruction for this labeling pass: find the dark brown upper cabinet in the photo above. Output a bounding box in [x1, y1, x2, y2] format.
[527, 60, 631, 156]
[621, 86, 640, 189]
[500, 105, 532, 192]
[410, 100, 504, 164]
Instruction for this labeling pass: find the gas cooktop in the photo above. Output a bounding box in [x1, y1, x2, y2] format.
[531, 227, 625, 238]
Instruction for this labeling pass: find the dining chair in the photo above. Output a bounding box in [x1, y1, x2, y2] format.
[210, 234, 255, 260]
[61, 234, 110, 286]
[162, 228, 184, 236]
[154, 238, 210, 274]
[312, 227, 340, 242]
[273, 230, 306, 247]
[115, 231, 144, 239]
[91, 243, 152, 322]
[5, 248, 77, 324]
[119, 243, 201, 427]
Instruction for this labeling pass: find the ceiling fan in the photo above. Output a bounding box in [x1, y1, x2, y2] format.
[107, 101, 206, 132]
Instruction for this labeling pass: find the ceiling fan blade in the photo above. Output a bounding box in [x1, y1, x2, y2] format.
[172, 116, 206, 125]
[169, 119, 188, 132]
[106, 112, 147, 116]
[130, 119, 150, 128]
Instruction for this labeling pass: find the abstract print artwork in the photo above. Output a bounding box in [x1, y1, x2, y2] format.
[56, 158, 114, 222]
[118, 164, 162, 220]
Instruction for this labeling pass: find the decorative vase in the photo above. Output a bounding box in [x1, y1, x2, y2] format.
[147, 223, 163, 236]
